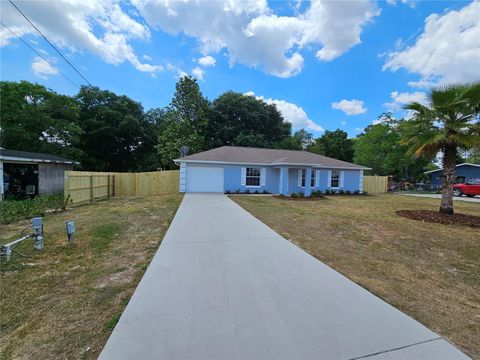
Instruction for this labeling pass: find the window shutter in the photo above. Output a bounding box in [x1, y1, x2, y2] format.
[327, 171, 332, 187]
[260, 168, 266, 186]
[241, 167, 246, 186]
[297, 169, 302, 187]
[315, 170, 320, 188]
[340, 171, 345, 188]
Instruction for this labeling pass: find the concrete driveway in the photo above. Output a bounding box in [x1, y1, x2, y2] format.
[401, 193, 480, 203]
[100, 193, 469, 359]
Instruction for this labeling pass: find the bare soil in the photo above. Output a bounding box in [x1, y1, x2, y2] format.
[396, 209, 480, 228]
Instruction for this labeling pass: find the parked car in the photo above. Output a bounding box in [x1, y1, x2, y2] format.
[453, 179, 480, 197]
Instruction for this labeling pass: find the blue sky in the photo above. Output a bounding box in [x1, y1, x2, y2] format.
[1, 0, 478, 138]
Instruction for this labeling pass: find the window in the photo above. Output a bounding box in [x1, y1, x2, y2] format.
[300, 169, 315, 187]
[330, 170, 340, 188]
[246, 167, 261, 186]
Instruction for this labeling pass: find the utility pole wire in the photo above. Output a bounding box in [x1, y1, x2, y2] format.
[1, 21, 80, 89]
[9, 0, 93, 86]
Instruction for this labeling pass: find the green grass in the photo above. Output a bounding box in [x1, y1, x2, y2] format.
[89, 223, 121, 253]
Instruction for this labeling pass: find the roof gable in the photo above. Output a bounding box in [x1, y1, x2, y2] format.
[424, 163, 480, 174]
[175, 146, 369, 170]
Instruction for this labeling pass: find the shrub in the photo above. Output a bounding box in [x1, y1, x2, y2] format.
[235, 189, 240, 194]
[244, 189, 250, 194]
[345, 190, 351, 195]
[353, 190, 360, 195]
[311, 190, 322, 197]
[363, 191, 368, 195]
[262, 189, 270, 194]
[290, 192, 298, 198]
[254, 190, 259, 194]
[325, 189, 331, 195]
[298, 191, 305, 198]
[0, 194, 70, 224]
[225, 190, 231, 194]
[339, 189, 345, 195]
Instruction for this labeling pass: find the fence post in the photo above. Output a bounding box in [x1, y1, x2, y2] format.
[90, 175, 94, 202]
[112, 175, 116, 197]
[107, 175, 111, 198]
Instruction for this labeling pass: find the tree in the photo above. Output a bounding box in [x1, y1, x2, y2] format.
[0, 81, 83, 161]
[400, 83, 480, 214]
[277, 129, 313, 150]
[309, 129, 354, 162]
[466, 147, 480, 163]
[75, 86, 153, 171]
[157, 77, 211, 168]
[354, 114, 430, 180]
[210, 92, 291, 148]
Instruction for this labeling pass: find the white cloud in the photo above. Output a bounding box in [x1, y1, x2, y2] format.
[166, 63, 187, 79]
[143, 54, 152, 61]
[331, 99, 367, 115]
[245, 91, 323, 132]
[0, 0, 162, 74]
[131, 0, 379, 77]
[192, 66, 204, 80]
[385, 90, 427, 111]
[383, 1, 480, 86]
[198, 55, 216, 67]
[386, 0, 415, 8]
[31, 56, 58, 79]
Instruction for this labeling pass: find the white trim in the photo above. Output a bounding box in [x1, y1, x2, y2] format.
[339, 171, 345, 188]
[315, 170, 320, 188]
[241, 167, 246, 186]
[260, 168, 266, 186]
[174, 159, 370, 170]
[359, 170, 364, 192]
[297, 169, 302, 187]
[0, 156, 78, 165]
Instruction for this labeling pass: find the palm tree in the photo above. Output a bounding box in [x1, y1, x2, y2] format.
[400, 83, 480, 214]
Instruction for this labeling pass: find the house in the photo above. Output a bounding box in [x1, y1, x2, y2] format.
[175, 146, 370, 195]
[0, 148, 79, 200]
[424, 163, 480, 188]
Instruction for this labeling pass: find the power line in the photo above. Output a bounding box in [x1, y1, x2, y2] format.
[9, 0, 93, 87]
[1, 21, 80, 89]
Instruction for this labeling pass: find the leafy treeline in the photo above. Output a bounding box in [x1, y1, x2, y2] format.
[4, 78, 473, 181]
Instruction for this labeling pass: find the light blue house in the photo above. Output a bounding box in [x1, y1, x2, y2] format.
[175, 146, 370, 195]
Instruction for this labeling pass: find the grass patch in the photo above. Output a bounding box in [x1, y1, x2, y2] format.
[231, 194, 480, 359]
[0, 194, 183, 360]
[89, 223, 121, 253]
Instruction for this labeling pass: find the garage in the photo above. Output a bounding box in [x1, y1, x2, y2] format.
[185, 166, 224, 193]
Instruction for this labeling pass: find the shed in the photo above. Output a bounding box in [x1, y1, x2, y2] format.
[0, 148, 79, 200]
[424, 163, 480, 188]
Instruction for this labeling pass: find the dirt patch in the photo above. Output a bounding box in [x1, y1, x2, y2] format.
[396, 210, 480, 228]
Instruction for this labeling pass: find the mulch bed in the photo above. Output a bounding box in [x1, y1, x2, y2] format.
[273, 195, 327, 201]
[396, 210, 480, 228]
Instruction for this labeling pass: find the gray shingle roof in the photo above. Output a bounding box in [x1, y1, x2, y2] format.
[0, 148, 79, 164]
[176, 146, 369, 169]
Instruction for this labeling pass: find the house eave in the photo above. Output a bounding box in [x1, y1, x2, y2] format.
[174, 159, 370, 170]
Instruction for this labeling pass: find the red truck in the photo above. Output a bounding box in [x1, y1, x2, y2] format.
[453, 180, 480, 197]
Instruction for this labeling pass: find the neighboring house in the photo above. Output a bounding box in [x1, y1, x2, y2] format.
[0, 148, 79, 200]
[175, 146, 370, 195]
[424, 163, 480, 188]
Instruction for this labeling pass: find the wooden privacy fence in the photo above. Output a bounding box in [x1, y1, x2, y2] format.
[363, 175, 389, 194]
[64, 170, 179, 204]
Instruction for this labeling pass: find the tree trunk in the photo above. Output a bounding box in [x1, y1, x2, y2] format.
[439, 145, 457, 214]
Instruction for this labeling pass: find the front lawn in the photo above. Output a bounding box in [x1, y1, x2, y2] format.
[232, 194, 479, 359]
[0, 194, 183, 360]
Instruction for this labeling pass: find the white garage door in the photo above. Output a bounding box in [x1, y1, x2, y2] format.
[186, 166, 224, 193]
